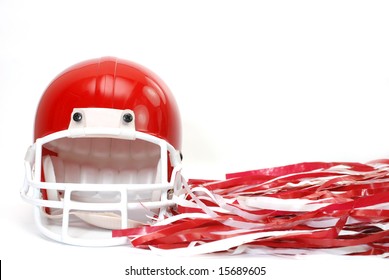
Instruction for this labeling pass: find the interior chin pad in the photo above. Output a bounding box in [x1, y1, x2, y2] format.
[43, 137, 162, 184]
[43, 154, 161, 185]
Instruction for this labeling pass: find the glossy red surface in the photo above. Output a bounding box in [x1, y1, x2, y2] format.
[34, 57, 182, 149]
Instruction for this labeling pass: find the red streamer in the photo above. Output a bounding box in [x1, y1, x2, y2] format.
[113, 160, 389, 256]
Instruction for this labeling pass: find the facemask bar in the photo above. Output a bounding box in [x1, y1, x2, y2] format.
[22, 128, 183, 246]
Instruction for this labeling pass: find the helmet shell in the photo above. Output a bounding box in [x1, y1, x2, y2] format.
[34, 57, 181, 149]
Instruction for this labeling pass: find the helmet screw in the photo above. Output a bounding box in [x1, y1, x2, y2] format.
[73, 112, 82, 122]
[123, 113, 133, 123]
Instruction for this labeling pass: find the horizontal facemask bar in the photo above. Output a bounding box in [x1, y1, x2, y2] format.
[22, 181, 178, 209]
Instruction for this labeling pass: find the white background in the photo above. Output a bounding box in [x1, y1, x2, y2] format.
[0, 0, 388, 279]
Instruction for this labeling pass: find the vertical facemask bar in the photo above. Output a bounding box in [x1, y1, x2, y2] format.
[34, 138, 43, 187]
[33, 138, 45, 236]
[61, 187, 71, 241]
[120, 189, 129, 229]
[160, 142, 168, 183]
[158, 141, 172, 220]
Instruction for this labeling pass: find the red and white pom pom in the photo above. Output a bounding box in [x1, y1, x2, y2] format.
[113, 160, 389, 256]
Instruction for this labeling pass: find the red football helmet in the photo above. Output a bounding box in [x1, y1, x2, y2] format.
[22, 57, 183, 246]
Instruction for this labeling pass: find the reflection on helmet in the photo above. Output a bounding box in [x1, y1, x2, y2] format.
[22, 57, 183, 246]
